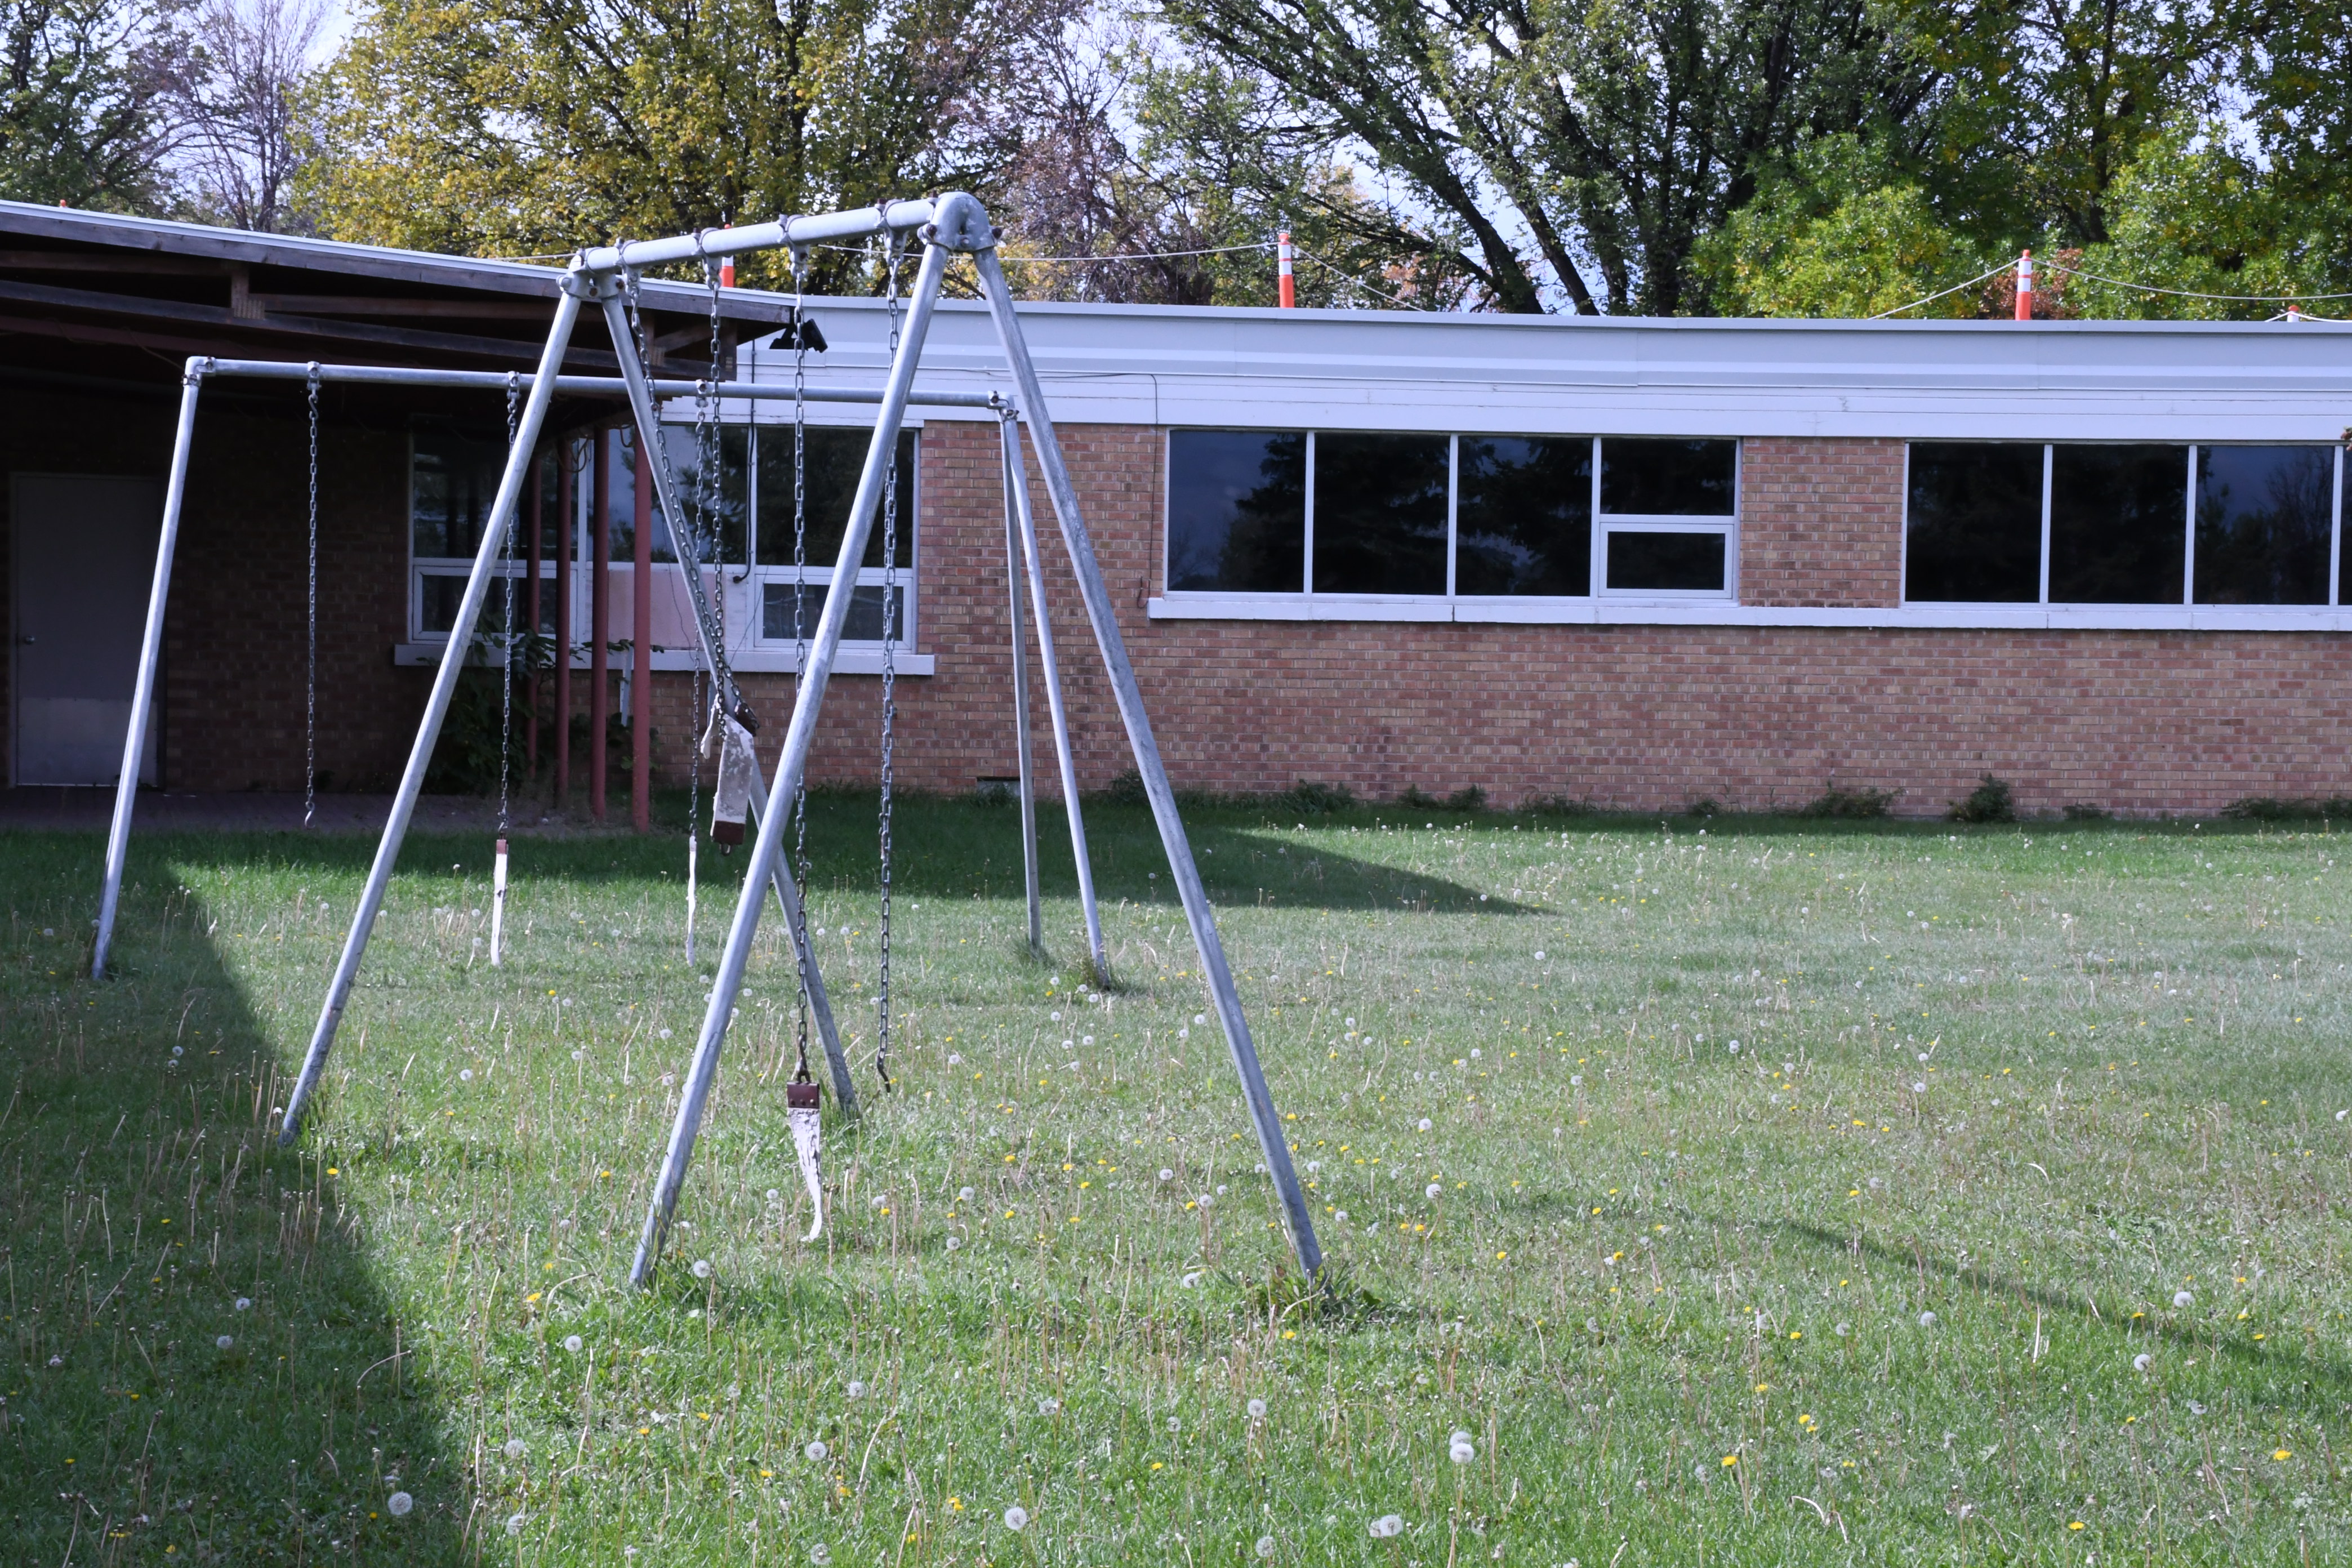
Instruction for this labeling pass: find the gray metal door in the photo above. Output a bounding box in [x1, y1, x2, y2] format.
[11, 474, 163, 786]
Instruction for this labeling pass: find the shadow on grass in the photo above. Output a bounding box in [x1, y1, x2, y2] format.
[0, 834, 465, 1563]
[1775, 1218, 2352, 1419]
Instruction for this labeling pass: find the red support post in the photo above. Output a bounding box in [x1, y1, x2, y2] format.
[590, 427, 611, 821]
[554, 436, 573, 803]
[526, 449, 542, 778]
[632, 427, 653, 833]
[1277, 230, 1295, 309]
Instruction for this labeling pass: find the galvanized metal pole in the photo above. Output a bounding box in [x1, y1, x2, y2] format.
[595, 289, 858, 1118]
[279, 288, 585, 1144]
[972, 247, 1323, 1278]
[1000, 413, 1043, 954]
[92, 360, 205, 979]
[1000, 412, 1108, 983]
[628, 212, 964, 1288]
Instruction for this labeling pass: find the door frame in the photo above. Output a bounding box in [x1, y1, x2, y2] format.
[10, 472, 165, 789]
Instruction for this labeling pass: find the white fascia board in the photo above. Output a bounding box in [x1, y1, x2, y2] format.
[1148, 598, 2352, 632]
[774, 297, 2352, 441]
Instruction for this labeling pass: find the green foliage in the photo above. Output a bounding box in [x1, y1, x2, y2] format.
[2063, 802, 2114, 822]
[2223, 796, 2352, 822]
[1798, 782, 1899, 819]
[1277, 779, 1356, 817]
[297, 0, 1059, 285]
[1949, 773, 2017, 823]
[1444, 784, 1487, 813]
[0, 0, 186, 210]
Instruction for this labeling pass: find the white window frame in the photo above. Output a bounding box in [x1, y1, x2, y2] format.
[1592, 435, 1740, 601]
[403, 421, 929, 674]
[1901, 439, 2344, 612]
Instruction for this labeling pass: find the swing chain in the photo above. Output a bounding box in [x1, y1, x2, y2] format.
[305, 362, 320, 828]
[873, 231, 905, 1092]
[500, 371, 519, 836]
[783, 238, 814, 1084]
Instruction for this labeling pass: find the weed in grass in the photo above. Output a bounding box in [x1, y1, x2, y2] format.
[1949, 772, 2017, 822]
[1798, 784, 1897, 819]
[3, 798, 2348, 1563]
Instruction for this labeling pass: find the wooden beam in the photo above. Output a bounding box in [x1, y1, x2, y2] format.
[0, 250, 225, 275]
[249, 293, 560, 320]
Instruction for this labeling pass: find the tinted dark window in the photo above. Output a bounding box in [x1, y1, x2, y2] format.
[1905, 443, 2043, 602]
[654, 425, 749, 564]
[2049, 445, 2186, 603]
[761, 581, 899, 643]
[1455, 436, 1592, 595]
[755, 426, 915, 570]
[2194, 446, 2332, 605]
[1166, 430, 1305, 592]
[1311, 433, 1449, 594]
[1607, 531, 1725, 591]
[412, 427, 508, 558]
[1600, 438, 1737, 516]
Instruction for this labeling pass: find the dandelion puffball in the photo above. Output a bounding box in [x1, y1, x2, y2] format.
[1418, 1117, 1433, 1132]
[1426, 1182, 1444, 1200]
[691, 1259, 712, 1280]
[1912, 1081, 1927, 1093]
[215, 1335, 233, 1350]
[1050, 1011, 1062, 1022]
[1257, 1536, 1276, 1559]
[1248, 1398, 1268, 1420]
[1534, 951, 1545, 961]
[506, 1513, 526, 1536]
[847, 1380, 868, 1399]
[1197, 1193, 1214, 1209]
[1570, 1075, 1583, 1086]
[1727, 1040, 1740, 1053]
[945, 1237, 961, 1251]
[805, 1441, 828, 1462]
[1370, 1514, 1405, 1539]
[1334, 1209, 1349, 1223]
[1450, 1438, 1476, 1464]
[387, 1491, 414, 1518]
[959, 1186, 975, 1202]
[1194, 1014, 1208, 1026]
[1159, 1168, 1174, 1182]
[1003, 1505, 1030, 1532]
[1918, 1311, 1937, 1328]
[504, 1438, 525, 1459]
[563, 1335, 584, 1353]
[234, 1297, 252, 1311]
[1833, 1321, 1849, 1337]
[810, 1546, 832, 1566]
[1038, 1397, 1059, 1414]
[1177, 1028, 1190, 1040]
[947, 1053, 963, 1066]
[2174, 1290, 2195, 1308]
[2133, 1353, 2153, 1372]
[459, 1068, 474, 1081]
[1182, 1271, 1202, 1288]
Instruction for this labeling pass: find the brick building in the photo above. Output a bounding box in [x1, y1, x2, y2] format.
[7, 202, 2349, 818]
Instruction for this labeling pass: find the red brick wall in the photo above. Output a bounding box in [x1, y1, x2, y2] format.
[16, 403, 2345, 818]
[1739, 437, 1904, 607]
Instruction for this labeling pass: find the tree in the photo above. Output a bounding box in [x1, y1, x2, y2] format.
[1150, 0, 1935, 314]
[173, 0, 323, 231]
[0, 0, 191, 210]
[297, 0, 1075, 286]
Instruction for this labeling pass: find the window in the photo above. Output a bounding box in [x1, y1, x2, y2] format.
[2050, 445, 2186, 603]
[1164, 429, 1736, 600]
[1455, 436, 1592, 596]
[410, 422, 916, 651]
[1905, 443, 2043, 603]
[1906, 442, 2342, 607]
[1166, 430, 1304, 592]
[752, 424, 916, 648]
[1597, 438, 1737, 594]
[1310, 433, 1449, 594]
[2194, 446, 2334, 605]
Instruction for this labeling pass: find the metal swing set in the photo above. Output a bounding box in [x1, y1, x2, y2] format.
[88, 191, 1323, 1289]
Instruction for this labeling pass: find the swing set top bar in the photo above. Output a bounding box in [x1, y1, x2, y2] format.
[192, 355, 1003, 410]
[572, 199, 942, 277]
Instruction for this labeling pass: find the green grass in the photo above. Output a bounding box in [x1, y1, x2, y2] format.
[5, 795, 2350, 1565]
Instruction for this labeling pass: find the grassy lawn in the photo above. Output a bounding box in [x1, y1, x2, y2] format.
[4, 794, 2349, 1565]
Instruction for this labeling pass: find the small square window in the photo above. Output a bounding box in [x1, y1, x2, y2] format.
[1607, 531, 1726, 592]
[1600, 438, 1736, 516]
